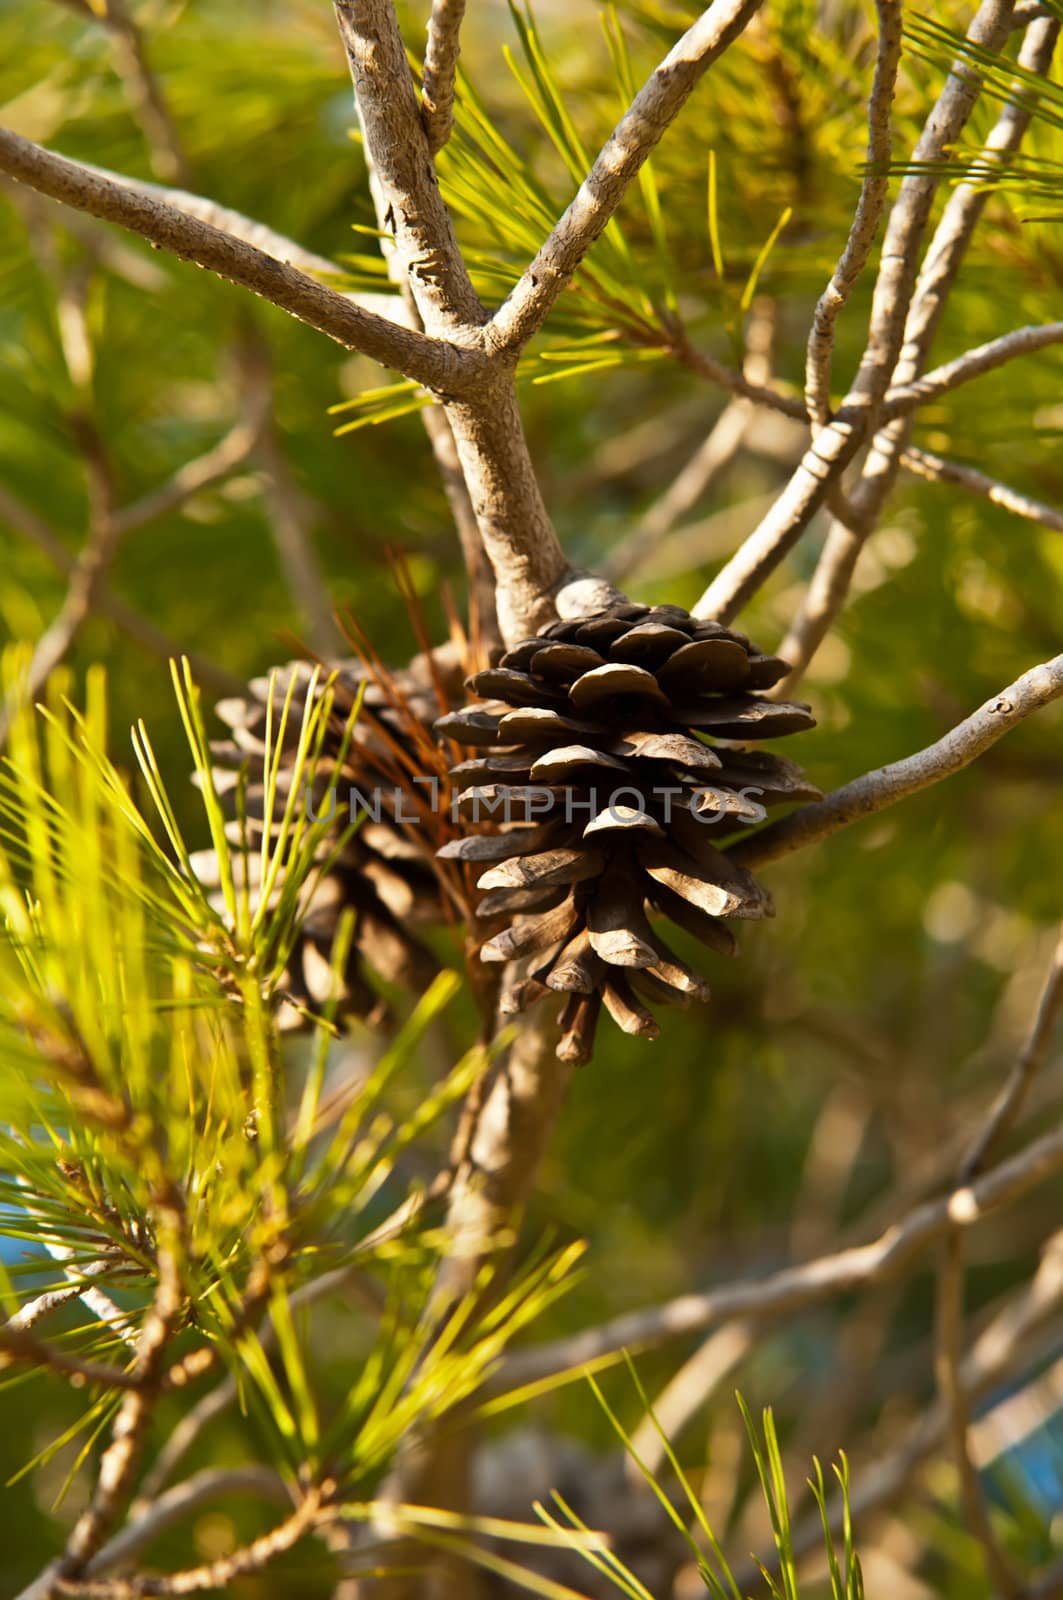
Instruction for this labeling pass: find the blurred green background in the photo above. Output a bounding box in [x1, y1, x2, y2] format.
[2, 0, 1063, 1592]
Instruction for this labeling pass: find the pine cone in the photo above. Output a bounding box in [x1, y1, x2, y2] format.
[435, 601, 820, 1064]
[192, 646, 462, 1030]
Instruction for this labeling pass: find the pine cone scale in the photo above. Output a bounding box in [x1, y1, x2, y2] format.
[437, 598, 818, 1063]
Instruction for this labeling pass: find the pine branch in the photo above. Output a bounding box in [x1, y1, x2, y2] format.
[490, 1113, 1063, 1393]
[421, 0, 467, 155]
[739, 1235, 1063, 1589]
[333, 0, 572, 645]
[884, 319, 1063, 417]
[58, 1196, 187, 1580]
[83, 1469, 291, 1580]
[774, 12, 1059, 690]
[37, 1484, 325, 1599]
[693, 0, 1021, 625]
[730, 651, 1063, 872]
[962, 925, 1063, 1180]
[0, 128, 472, 392]
[333, 0, 483, 334]
[804, 0, 904, 429]
[487, 0, 765, 355]
[901, 441, 1063, 533]
[607, 302, 777, 581]
[0, 1326, 140, 1388]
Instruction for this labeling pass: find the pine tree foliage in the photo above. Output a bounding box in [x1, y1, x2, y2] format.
[0, 0, 1062, 1595]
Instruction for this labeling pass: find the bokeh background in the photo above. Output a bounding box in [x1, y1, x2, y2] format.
[2, 1, 1063, 1593]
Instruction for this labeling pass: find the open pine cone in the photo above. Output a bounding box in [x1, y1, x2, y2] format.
[192, 646, 462, 1030]
[435, 600, 820, 1063]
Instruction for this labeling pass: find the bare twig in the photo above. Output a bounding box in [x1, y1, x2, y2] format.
[58, 1197, 186, 1580]
[674, 334, 805, 419]
[85, 1468, 291, 1578]
[54, 0, 191, 184]
[421, 0, 467, 155]
[0, 1325, 140, 1388]
[254, 425, 345, 657]
[729, 651, 1063, 873]
[936, 1232, 1023, 1596]
[900, 442, 1063, 533]
[736, 1230, 1063, 1588]
[607, 302, 776, 582]
[130, 1379, 240, 1513]
[38, 1484, 326, 1599]
[805, 0, 903, 428]
[0, 129, 472, 392]
[884, 321, 1063, 418]
[774, 14, 1059, 690]
[963, 926, 1063, 1181]
[693, 0, 1020, 624]
[111, 404, 269, 539]
[0, 267, 122, 747]
[0, 481, 242, 694]
[934, 956, 1063, 1589]
[655, 341, 1063, 542]
[1, 282, 273, 742]
[487, 1114, 1063, 1395]
[487, 0, 766, 354]
[100, 0, 191, 185]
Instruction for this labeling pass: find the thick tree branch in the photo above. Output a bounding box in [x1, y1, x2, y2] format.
[333, 0, 571, 644]
[4, 160, 404, 300]
[0, 129, 472, 392]
[421, 0, 467, 155]
[419, 401, 502, 655]
[333, 0, 483, 335]
[486, 0, 766, 355]
[729, 652, 1063, 872]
